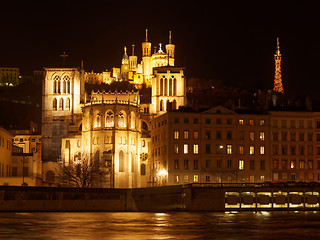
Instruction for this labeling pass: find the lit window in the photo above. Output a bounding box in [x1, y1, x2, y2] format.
[239, 160, 244, 170]
[290, 160, 295, 169]
[118, 112, 126, 128]
[105, 111, 114, 127]
[249, 175, 254, 183]
[174, 144, 179, 154]
[299, 160, 305, 169]
[193, 175, 199, 183]
[260, 146, 265, 155]
[174, 175, 179, 183]
[174, 131, 179, 139]
[193, 144, 199, 154]
[184, 130, 189, 139]
[94, 114, 101, 128]
[260, 175, 265, 182]
[249, 132, 255, 141]
[184, 144, 188, 154]
[227, 144, 232, 155]
[250, 146, 255, 155]
[239, 119, 244, 125]
[249, 119, 254, 125]
[239, 145, 244, 155]
[184, 175, 189, 183]
[193, 131, 199, 140]
[260, 132, 265, 141]
[260, 120, 265, 126]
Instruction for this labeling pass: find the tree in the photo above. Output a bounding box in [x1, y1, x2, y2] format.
[58, 155, 110, 188]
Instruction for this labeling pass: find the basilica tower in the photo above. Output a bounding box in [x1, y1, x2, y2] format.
[142, 29, 152, 81]
[165, 31, 175, 66]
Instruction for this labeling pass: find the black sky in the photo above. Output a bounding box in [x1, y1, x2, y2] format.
[1, 1, 319, 98]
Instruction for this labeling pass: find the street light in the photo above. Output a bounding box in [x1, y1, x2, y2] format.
[157, 169, 168, 186]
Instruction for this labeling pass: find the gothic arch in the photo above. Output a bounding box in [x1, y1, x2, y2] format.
[59, 98, 64, 110]
[130, 111, 136, 129]
[53, 98, 57, 110]
[119, 150, 125, 172]
[105, 110, 114, 127]
[118, 110, 126, 128]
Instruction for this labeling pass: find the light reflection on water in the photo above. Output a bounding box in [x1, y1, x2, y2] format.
[0, 212, 320, 239]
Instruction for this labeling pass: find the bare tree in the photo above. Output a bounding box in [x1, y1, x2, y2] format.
[58, 156, 110, 188]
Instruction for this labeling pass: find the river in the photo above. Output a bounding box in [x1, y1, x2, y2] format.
[0, 211, 319, 239]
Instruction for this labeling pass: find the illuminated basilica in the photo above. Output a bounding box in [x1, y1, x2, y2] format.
[42, 30, 186, 188]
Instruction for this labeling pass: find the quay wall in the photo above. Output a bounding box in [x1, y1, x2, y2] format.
[0, 184, 319, 212]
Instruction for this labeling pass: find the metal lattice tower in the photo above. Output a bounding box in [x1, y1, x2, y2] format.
[273, 38, 284, 93]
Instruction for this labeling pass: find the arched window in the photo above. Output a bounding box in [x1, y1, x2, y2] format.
[160, 100, 163, 111]
[53, 75, 60, 94]
[173, 78, 177, 96]
[119, 150, 124, 172]
[63, 76, 71, 94]
[118, 111, 126, 128]
[66, 98, 70, 109]
[130, 112, 135, 129]
[141, 164, 146, 176]
[164, 78, 168, 96]
[95, 113, 101, 128]
[105, 111, 114, 127]
[131, 153, 135, 172]
[160, 78, 163, 95]
[53, 98, 57, 110]
[169, 78, 172, 96]
[57, 80, 61, 94]
[63, 80, 66, 94]
[59, 98, 64, 110]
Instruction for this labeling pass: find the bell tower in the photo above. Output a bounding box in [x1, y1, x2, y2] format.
[142, 29, 152, 81]
[165, 31, 175, 66]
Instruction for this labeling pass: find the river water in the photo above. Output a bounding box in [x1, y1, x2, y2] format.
[0, 211, 319, 239]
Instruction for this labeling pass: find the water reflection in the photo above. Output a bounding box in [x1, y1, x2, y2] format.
[0, 212, 320, 239]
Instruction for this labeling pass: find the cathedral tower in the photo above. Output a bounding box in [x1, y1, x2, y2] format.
[165, 31, 175, 66]
[142, 29, 152, 80]
[129, 44, 138, 71]
[121, 47, 129, 80]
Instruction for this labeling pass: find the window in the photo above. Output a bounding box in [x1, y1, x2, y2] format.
[249, 132, 254, 141]
[239, 160, 244, 170]
[183, 130, 189, 139]
[299, 132, 304, 141]
[260, 119, 265, 125]
[206, 144, 211, 154]
[193, 131, 199, 140]
[249, 119, 254, 125]
[239, 119, 244, 125]
[299, 160, 305, 169]
[193, 118, 198, 124]
[184, 175, 189, 183]
[216, 144, 223, 154]
[299, 120, 304, 128]
[290, 145, 296, 155]
[174, 118, 179, 123]
[307, 145, 313, 155]
[281, 132, 287, 141]
[174, 131, 179, 139]
[317, 134, 320, 142]
[239, 145, 244, 155]
[226, 144, 232, 155]
[205, 131, 211, 140]
[281, 159, 287, 169]
[290, 120, 295, 128]
[273, 132, 279, 141]
[308, 133, 313, 141]
[260, 160, 265, 170]
[317, 121, 320, 129]
[183, 144, 188, 154]
[227, 131, 232, 140]
[260, 146, 265, 155]
[118, 112, 126, 128]
[174, 175, 179, 183]
[205, 176, 211, 182]
[290, 160, 296, 169]
[308, 160, 313, 170]
[216, 118, 222, 124]
[260, 132, 265, 141]
[184, 160, 189, 169]
[216, 131, 221, 140]
[94, 114, 101, 128]
[174, 159, 179, 169]
[282, 120, 287, 128]
[249, 146, 255, 155]
[174, 144, 179, 154]
[250, 159, 254, 170]
[193, 175, 199, 183]
[66, 98, 70, 109]
[193, 160, 199, 169]
[206, 160, 211, 169]
[217, 159, 221, 168]
[184, 118, 189, 124]
[52, 98, 57, 110]
[273, 159, 279, 169]
[227, 159, 232, 168]
[281, 145, 287, 155]
[205, 118, 211, 124]
[299, 145, 305, 155]
[105, 111, 114, 127]
[193, 144, 199, 154]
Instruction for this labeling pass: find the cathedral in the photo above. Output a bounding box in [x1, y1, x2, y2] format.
[41, 30, 187, 188]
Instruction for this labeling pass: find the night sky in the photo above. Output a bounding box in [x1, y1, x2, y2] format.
[1, 1, 319, 98]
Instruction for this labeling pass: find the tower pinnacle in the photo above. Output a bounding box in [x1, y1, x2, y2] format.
[273, 37, 284, 94]
[145, 29, 148, 42]
[169, 31, 172, 44]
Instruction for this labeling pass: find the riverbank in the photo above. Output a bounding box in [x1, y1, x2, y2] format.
[0, 184, 319, 212]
